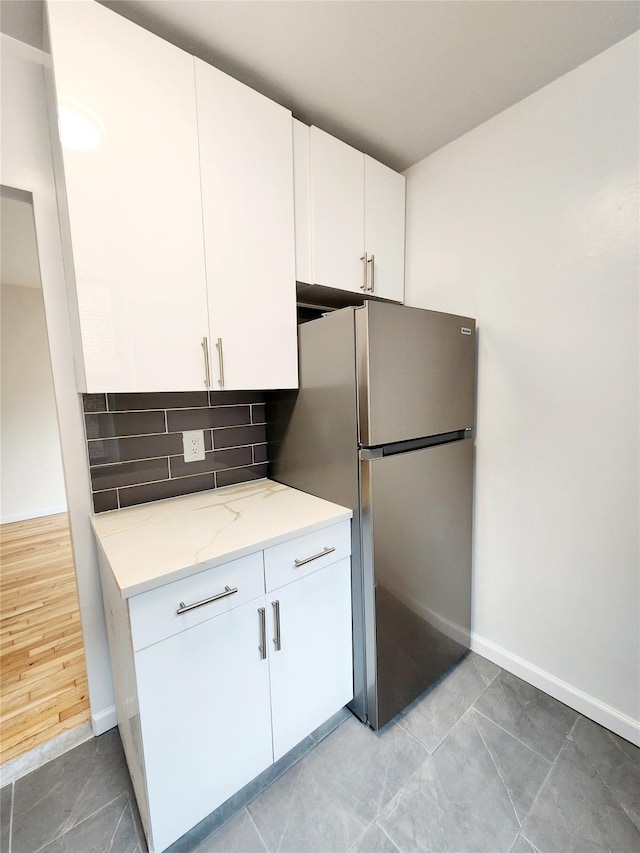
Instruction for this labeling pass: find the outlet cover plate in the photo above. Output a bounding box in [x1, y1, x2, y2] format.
[182, 430, 205, 462]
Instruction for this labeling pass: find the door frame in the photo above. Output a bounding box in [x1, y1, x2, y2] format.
[1, 34, 115, 739]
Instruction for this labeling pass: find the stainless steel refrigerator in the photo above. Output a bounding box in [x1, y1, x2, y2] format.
[269, 301, 476, 729]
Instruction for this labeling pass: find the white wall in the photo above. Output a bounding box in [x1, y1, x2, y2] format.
[404, 34, 639, 743]
[0, 34, 116, 734]
[1, 281, 67, 522]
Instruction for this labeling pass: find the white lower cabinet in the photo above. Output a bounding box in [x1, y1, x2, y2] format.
[98, 520, 352, 853]
[269, 558, 353, 760]
[135, 599, 274, 853]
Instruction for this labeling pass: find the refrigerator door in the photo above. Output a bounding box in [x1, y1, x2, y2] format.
[360, 438, 473, 729]
[356, 301, 476, 447]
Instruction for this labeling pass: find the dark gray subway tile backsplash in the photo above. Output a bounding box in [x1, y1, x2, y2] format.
[90, 457, 170, 491]
[253, 443, 268, 464]
[166, 405, 251, 432]
[85, 410, 166, 439]
[92, 490, 118, 513]
[88, 432, 191, 465]
[118, 473, 217, 509]
[83, 391, 268, 512]
[107, 391, 209, 411]
[168, 446, 252, 479]
[217, 464, 268, 489]
[212, 423, 267, 449]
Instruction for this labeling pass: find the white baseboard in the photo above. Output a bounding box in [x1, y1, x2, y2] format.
[471, 633, 640, 747]
[1, 505, 68, 525]
[92, 704, 118, 736]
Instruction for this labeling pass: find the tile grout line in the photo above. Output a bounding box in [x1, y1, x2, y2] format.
[470, 709, 523, 829]
[86, 402, 265, 415]
[506, 830, 526, 853]
[103, 796, 129, 853]
[362, 721, 432, 835]
[90, 443, 265, 473]
[197, 727, 335, 852]
[419, 661, 504, 757]
[567, 727, 640, 827]
[30, 791, 131, 853]
[245, 805, 270, 853]
[9, 781, 14, 853]
[393, 658, 503, 757]
[87, 422, 262, 443]
[470, 705, 559, 766]
[376, 818, 403, 852]
[514, 727, 570, 838]
[518, 830, 543, 852]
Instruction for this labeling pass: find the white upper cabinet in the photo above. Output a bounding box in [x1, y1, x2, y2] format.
[298, 124, 406, 302]
[364, 155, 406, 303]
[47, 0, 209, 392]
[309, 126, 366, 294]
[293, 119, 313, 285]
[195, 60, 297, 391]
[47, 1, 298, 393]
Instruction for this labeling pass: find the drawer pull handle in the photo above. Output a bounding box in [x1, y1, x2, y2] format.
[176, 585, 238, 615]
[294, 546, 335, 568]
[258, 607, 266, 660]
[272, 600, 281, 651]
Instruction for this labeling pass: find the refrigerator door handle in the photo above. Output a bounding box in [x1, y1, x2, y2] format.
[360, 447, 383, 460]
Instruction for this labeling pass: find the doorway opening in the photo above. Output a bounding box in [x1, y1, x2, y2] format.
[0, 186, 90, 764]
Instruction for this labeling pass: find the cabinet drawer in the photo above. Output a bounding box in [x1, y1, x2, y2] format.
[264, 521, 351, 591]
[129, 552, 264, 651]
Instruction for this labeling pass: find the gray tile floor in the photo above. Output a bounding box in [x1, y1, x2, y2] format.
[2, 653, 639, 853]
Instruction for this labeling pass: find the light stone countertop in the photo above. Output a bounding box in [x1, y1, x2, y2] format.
[91, 479, 352, 599]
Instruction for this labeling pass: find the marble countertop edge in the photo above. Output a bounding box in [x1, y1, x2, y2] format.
[90, 479, 352, 599]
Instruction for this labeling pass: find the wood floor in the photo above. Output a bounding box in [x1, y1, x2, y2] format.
[1, 513, 90, 765]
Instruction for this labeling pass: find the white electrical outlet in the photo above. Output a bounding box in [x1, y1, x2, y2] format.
[182, 430, 205, 462]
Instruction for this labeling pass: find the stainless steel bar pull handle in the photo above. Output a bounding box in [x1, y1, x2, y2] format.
[176, 584, 237, 615]
[201, 337, 211, 387]
[258, 607, 266, 660]
[294, 546, 335, 568]
[215, 337, 225, 387]
[272, 600, 281, 651]
[367, 254, 375, 292]
[360, 253, 368, 290]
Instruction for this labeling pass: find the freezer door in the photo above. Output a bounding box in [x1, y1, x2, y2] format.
[356, 302, 476, 447]
[361, 438, 473, 729]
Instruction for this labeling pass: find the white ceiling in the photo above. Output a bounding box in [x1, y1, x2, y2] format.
[0, 193, 42, 289]
[100, 0, 640, 171]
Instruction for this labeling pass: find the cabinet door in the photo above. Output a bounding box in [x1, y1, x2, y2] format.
[269, 559, 353, 761]
[135, 598, 273, 853]
[195, 59, 297, 390]
[47, 0, 209, 392]
[293, 119, 313, 285]
[364, 156, 406, 303]
[310, 127, 365, 293]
